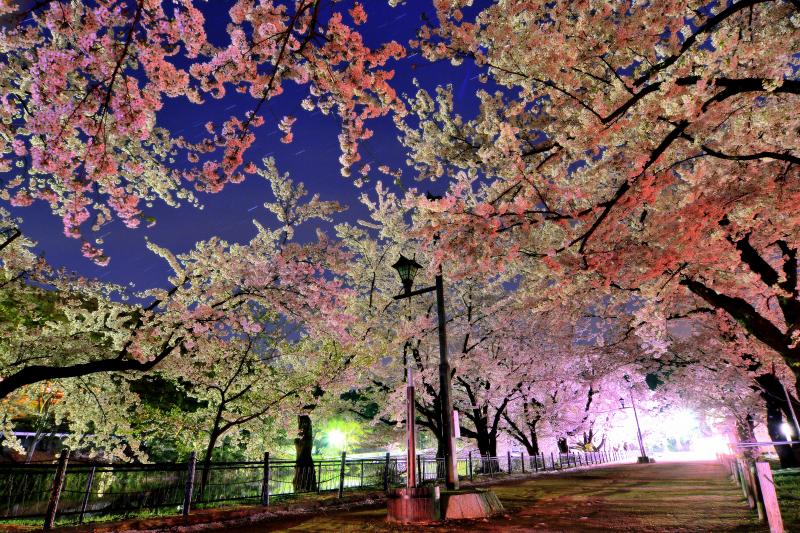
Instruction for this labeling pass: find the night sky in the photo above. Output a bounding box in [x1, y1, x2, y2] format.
[9, 1, 490, 290]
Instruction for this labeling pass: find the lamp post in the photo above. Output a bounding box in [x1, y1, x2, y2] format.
[404, 343, 417, 489]
[392, 255, 459, 491]
[620, 392, 649, 463]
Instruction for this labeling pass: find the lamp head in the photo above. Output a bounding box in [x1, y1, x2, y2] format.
[392, 254, 423, 294]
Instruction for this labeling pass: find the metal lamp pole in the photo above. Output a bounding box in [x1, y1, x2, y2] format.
[393, 256, 459, 490]
[628, 390, 649, 462]
[406, 362, 417, 488]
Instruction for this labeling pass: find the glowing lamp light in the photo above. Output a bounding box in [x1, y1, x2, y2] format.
[327, 429, 347, 449]
[781, 422, 794, 439]
[392, 254, 422, 294]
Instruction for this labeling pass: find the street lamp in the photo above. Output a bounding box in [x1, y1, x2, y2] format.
[620, 391, 650, 463]
[392, 255, 459, 491]
[392, 255, 423, 295]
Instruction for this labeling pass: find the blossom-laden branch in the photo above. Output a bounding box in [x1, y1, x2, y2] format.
[0, 1, 404, 262]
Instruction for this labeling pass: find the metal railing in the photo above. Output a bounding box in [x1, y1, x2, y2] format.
[0, 448, 632, 527]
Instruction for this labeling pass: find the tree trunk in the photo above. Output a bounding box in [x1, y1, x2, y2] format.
[522, 427, 540, 455]
[756, 374, 800, 468]
[474, 432, 499, 473]
[25, 436, 41, 463]
[557, 437, 568, 454]
[293, 415, 316, 492]
[736, 414, 756, 443]
[502, 411, 540, 455]
[435, 434, 447, 479]
[200, 431, 221, 496]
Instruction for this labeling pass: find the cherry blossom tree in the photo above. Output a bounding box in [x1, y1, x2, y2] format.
[0, 160, 353, 404]
[0, 0, 404, 262]
[652, 297, 800, 466]
[393, 0, 800, 400]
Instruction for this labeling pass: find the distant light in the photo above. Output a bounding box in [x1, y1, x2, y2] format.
[328, 429, 346, 449]
[693, 435, 729, 459]
[671, 410, 696, 431]
[781, 422, 794, 439]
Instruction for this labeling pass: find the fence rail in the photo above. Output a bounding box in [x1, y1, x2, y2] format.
[719, 445, 793, 532]
[0, 448, 632, 528]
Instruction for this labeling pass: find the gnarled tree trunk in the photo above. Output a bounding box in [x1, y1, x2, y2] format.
[756, 373, 800, 468]
[293, 415, 316, 492]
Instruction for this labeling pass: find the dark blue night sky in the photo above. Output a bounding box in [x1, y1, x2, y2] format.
[10, 1, 490, 290]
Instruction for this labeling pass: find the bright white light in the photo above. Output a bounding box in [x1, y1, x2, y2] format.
[327, 429, 346, 449]
[671, 410, 697, 431]
[693, 435, 729, 459]
[781, 422, 794, 439]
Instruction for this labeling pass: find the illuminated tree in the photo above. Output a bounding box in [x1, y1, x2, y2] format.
[397, 0, 800, 396]
[0, 0, 404, 262]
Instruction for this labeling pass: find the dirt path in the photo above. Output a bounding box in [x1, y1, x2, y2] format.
[224, 461, 765, 532]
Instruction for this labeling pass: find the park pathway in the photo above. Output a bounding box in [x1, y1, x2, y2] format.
[222, 461, 765, 532]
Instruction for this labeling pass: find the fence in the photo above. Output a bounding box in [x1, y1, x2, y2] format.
[0, 448, 631, 528]
[719, 441, 800, 533]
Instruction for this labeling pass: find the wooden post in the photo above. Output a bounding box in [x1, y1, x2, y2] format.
[338, 452, 347, 498]
[551, 452, 556, 470]
[317, 461, 323, 493]
[468, 451, 473, 481]
[755, 462, 784, 533]
[261, 452, 270, 506]
[360, 459, 365, 488]
[507, 451, 512, 474]
[78, 465, 96, 524]
[750, 463, 765, 521]
[383, 452, 391, 491]
[417, 454, 422, 482]
[183, 452, 197, 517]
[521, 453, 526, 473]
[44, 448, 69, 530]
[737, 459, 755, 508]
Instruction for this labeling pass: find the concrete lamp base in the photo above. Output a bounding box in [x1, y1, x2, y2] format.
[386, 486, 503, 524]
[441, 488, 504, 520]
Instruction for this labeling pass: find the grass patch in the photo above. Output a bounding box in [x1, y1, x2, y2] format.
[773, 467, 800, 531]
